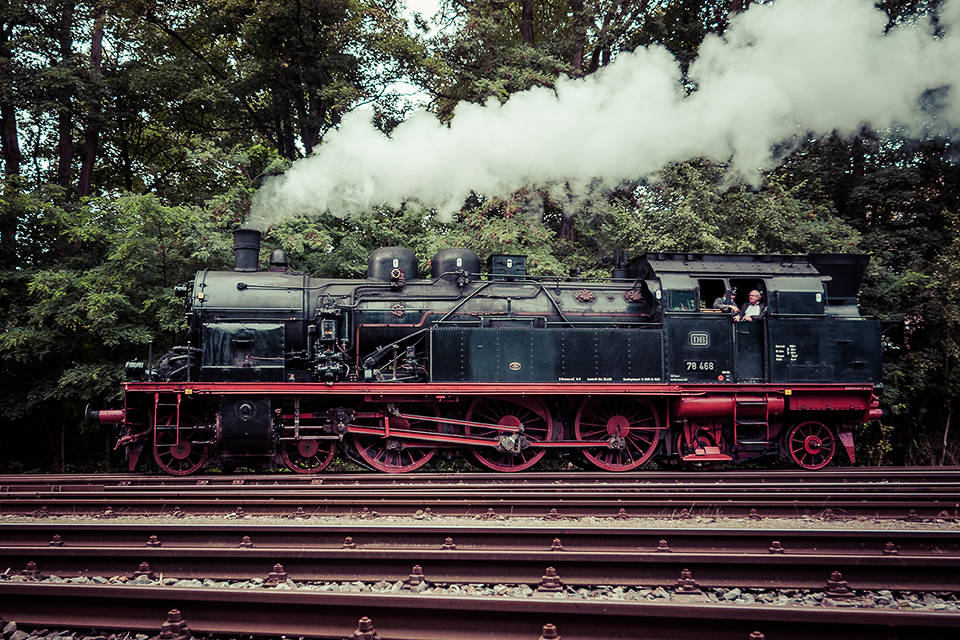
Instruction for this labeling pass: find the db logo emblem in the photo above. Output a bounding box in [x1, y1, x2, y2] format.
[689, 332, 710, 347]
[509, 362, 522, 371]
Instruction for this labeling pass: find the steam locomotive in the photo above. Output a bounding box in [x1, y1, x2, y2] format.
[89, 229, 885, 474]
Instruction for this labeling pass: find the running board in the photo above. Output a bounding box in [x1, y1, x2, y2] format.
[682, 446, 733, 462]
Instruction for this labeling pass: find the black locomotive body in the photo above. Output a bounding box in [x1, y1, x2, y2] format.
[93, 229, 885, 474]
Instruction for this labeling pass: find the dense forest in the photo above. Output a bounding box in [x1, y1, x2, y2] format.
[1, 0, 959, 472]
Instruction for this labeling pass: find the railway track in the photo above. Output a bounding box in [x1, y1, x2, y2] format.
[5, 467, 960, 488]
[0, 584, 957, 640]
[4, 521, 959, 553]
[2, 471, 959, 638]
[2, 582, 959, 640]
[3, 468, 960, 519]
[1, 522, 959, 591]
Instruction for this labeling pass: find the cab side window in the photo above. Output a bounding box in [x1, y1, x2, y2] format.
[699, 279, 727, 312]
[668, 290, 696, 311]
[730, 279, 767, 310]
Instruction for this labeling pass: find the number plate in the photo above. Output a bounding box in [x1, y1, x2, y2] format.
[685, 361, 716, 372]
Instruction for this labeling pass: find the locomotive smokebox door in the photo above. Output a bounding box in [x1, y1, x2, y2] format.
[220, 397, 272, 456]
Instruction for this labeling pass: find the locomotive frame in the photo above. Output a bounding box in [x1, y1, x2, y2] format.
[91, 230, 886, 475]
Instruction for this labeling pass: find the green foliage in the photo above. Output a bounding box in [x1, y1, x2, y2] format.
[426, 0, 574, 120]
[627, 0, 716, 75]
[868, 210, 960, 466]
[439, 189, 566, 276]
[536, 159, 860, 280]
[0, 190, 219, 471]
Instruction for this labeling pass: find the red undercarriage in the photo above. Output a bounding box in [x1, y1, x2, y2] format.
[108, 381, 881, 474]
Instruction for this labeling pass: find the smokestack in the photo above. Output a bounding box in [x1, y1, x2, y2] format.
[233, 228, 261, 272]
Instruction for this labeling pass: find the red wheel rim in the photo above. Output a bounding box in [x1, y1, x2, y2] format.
[351, 403, 441, 473]
[153, 414, 209, 476]
[466, 397, 554, 472]
[575, 397, 661, 471]
[786, 421, 836, 470]
[281, 439, 336, 474]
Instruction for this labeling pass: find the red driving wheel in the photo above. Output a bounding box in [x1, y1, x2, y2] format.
[785, 421, 836, 470]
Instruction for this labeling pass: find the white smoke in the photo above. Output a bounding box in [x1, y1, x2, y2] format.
[249, 0, 960, 228]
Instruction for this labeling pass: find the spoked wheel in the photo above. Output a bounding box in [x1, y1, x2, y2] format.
[785, 421, 836, 470]
[466, 396, 555, 472]
[675, 429, 722, 471]
[574, 396, 662, 471]
[351, 403, 442, 473]
[280, 438, 337, 474]
[153, 414, 210, 476]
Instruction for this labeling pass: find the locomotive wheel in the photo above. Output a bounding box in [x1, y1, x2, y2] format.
[574, 397, 662, 471]
[785, 421, 836, 470]
[153, 414, 210, 476]
[351, 403, 441, 473]
[675, 430, 722, 471]
[465, 396, 555, 472]
[280, 438, 337, 474]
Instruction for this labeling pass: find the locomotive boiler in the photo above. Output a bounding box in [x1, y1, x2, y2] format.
[90, 229, 886, 474]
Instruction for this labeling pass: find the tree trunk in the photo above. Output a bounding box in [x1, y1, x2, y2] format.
[57, 2, 76, 189]
[0, 104, 18, 177]
[61, 409, 68, 473]
[1, 16, 21, 268]
[848, 133, 867, 225]
[560, 214, 574, 242]
[569, 0, 585, 70]
[58, 111, 74, 188]
[520, 0, 535, 46]
[0, 14, 20, 177]
[283, 118, 297, 160]
[943, 405, 953, 466]
[78, 9, 105, 198]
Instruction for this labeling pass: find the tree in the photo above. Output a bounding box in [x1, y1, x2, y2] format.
[0, 191, 226, 471]
[77, 6, 104, 197]
[132, 0, 427, 161]
[424, 0, 756, 120]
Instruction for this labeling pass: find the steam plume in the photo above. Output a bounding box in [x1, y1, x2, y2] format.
[249, 0, 959, 228]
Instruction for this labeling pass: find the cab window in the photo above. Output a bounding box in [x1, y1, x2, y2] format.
[668, 290, 696, 311]
[699, 279, 727, 311]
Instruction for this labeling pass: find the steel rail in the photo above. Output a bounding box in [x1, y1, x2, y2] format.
[5, 544, 960, 591]
[5, 468, 960, 488]
[1, 583, 958, 640]
[2, 488, 959, 519]
[1, 522, 958, 556]
[0, 466, 960, 487]
[7, 485, 960, 497]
